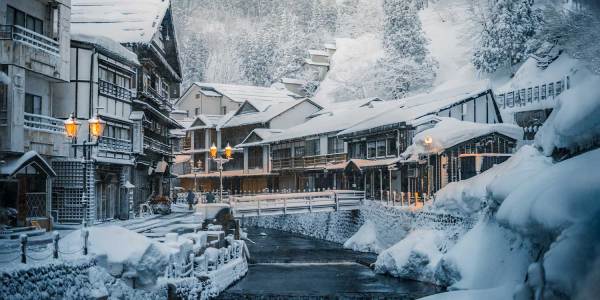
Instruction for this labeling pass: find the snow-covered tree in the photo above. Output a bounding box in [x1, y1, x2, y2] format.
[472, 0, 541, 73]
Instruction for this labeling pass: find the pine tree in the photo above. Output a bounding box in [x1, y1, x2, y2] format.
[472, 0, 540, 73]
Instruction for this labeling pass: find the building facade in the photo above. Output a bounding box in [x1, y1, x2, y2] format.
[0, 0, 71, 228]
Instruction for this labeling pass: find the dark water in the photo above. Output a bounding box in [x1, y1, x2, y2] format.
[219, 228, 443, 299]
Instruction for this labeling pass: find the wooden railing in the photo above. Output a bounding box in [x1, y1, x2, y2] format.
[272, 153, 347, 170]
[99, 80, 135, 102]
[98, 136, 132, 153]
[144, 136, 171, 156]
[496, 76, 570, 110]
[0, 25, 59, 56]
[23, 113, 65, 134]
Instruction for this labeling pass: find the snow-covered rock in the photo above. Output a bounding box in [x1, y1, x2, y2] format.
[343, 220, 383, 253]
[60, 225, 176, 287]
[375, 229, 445, 283]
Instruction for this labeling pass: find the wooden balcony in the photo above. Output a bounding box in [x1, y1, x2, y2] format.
[99, 80, 135, 102]
[24, 113, 65, 134]
[144, 136, 172, 156]
[272, 153, 347, 171]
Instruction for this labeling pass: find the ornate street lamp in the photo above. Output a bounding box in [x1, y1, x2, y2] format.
[209, 143, 233, 203]
[63, 111, 105, 226]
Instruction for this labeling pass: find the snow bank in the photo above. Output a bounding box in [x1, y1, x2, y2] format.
[343, 220, 383, 253]
[402, 117, 522, 161]
[535, 71, 600, 156]
[375, 229, 445, 283]
[420, 284, 515, 300]
[433, 145, 552, 215]
[60, 225, 176, 287]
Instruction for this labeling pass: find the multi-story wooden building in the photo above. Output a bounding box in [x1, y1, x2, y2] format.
[50, 34, 139, 223]
[0, 0, 71, 227]
[69, 0, 183, 219]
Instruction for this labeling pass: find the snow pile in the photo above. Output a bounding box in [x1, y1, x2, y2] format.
[60, 225, 176, 287]
[343, 220, 383, 253]
[71, 33, 139, 65]
[535, 71, 600, 156]
[433, 145, 552, 215]
[375, 229, 446, 283]
[313, 34, 385, 105]
[401, 117, 522, 161]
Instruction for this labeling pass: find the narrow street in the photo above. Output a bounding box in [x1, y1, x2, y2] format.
[219, 228, 442, 299]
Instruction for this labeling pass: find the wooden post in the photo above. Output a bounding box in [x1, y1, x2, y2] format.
[53, 231, 59, 259]
[20, 234, 27, 264]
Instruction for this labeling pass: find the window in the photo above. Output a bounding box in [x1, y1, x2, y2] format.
[461, 103, 468, 118]
[387, 138, 397, 156]
[305, 139, 320, 156]
[548, 83, 554, 98]
[195, 108, 200, 115]
[498, 94, 505, 108]
[541, 85, 546, 100]
[221, 106, 227, 114]
[376, 140, 386, 157]
[556, 81, 562, 95]
[367, 141, 376, 158]
[25, 94, 42, 115]
[534, 87, 539, 102]
[7, 6, 43, 35]
[0, 80, 7, 125]
[327, 137, 344, 154]
[527, 88, 532, 103]
[350, 143, 366, 159]
[294, 145, 305, 157]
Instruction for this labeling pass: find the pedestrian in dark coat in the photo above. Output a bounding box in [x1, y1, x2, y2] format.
[186, 190, 195, 210]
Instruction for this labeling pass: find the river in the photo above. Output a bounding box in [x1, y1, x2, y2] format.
[219, 227, 443, 299]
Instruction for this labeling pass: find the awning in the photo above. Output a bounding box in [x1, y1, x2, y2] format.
[94, 157, 135, 166]
[344, 158, 399, 173]
[0, 151, 56, 177]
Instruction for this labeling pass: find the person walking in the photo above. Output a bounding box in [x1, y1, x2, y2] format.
[206, 191, 215, 204]
[186, 189, 196, 210]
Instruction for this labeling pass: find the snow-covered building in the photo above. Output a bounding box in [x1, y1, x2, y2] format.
[49, 33, 140, 223]
[0, 0, 71, 228]
[399, 117, 521, 198]
[176, 82, 301, 116]
[177, 98, 322, 193]
[70, 0, 184, 219]
[338, 81, 509, 200]
[237, 98, 402, 191]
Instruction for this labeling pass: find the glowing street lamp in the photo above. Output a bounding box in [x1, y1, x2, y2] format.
[88, 114, 106, 138]
[209, 143, 233, 203]
[64, 113, 81, 139]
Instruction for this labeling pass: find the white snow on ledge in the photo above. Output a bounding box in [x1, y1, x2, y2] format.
[71, 33, 139, 65]
[0, 71, 10, 85]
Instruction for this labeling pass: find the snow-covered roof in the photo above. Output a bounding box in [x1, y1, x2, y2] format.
[191, 82, 300, 104]
[185, 114, 225, 131]
[71, 0, 170, 44]
[257, 99, 403, 144]
[0, 71, 10, 85]
[304, 58, 330, 67]
[0, 151, 56, 177]
[129, 111, 145, 121]
[401, 118, 523, 161]
[237, 129, 285, 147]
[199, 89, 221, 97]
[220, 98, 320, 129]
[71, 33, 139, 65]
[339, 81, 492, 136]
[496, 54, 576, 95]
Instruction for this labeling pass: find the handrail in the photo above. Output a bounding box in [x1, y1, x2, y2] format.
[0, 24, 59, 56]
[23, 112, 65, 133]
[272, 153, 347, 170]
[99, 80, 135, 101]
[144, 136, 171, 155]
[98, 135, 132, 152]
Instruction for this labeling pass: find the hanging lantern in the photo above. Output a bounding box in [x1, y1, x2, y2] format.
[88, 114, 106, 138]
[64, 113, 81, 139]
[210, 143, 218, 158]
[424, 135, 433, 145]
[225, 143, 232, 159]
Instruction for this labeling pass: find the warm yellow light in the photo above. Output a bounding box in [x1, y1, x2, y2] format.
[424, 136, 433, 145]
[210, 143, 218, 158]
[225, 143, 232, 159]
[88, 114, 106, 138]
[64, 113, 81, 139]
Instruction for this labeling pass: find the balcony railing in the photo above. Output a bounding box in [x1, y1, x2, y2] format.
[99, 80, 135, 102]
[144, 136, 172, 156]
[272, 153, 347, 170]
[24, 112, 66, 134]
[496, 76, 570, 110]
[98, 136, 133, 153]
[0, 25, 59, 56]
